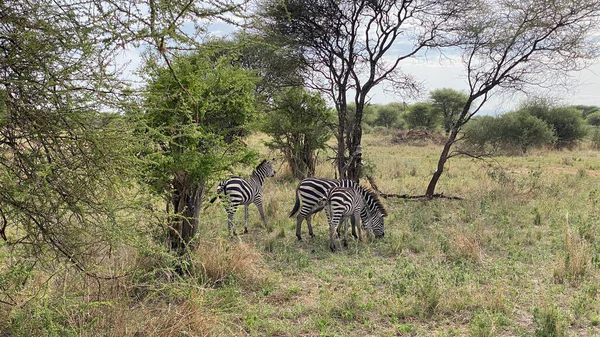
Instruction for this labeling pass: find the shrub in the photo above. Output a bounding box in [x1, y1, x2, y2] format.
[404, 102, 440, 130]
[462, 112, 556, 154]
[525, 106, 587, 147]
[498, 111, 557, 153]
[586, 112, 600, 126]
[373, 103, 405, 128]
[261, 87, 333, 179]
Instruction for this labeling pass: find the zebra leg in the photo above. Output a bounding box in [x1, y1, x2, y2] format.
[329, 220, 337, 252]
[243, 204, 249, 234]
[227, 209, 236, 237]
[342, 218, 349, 248]
[296, 215, 304, 241]
[354, 213, 363, 242]
[307, 215, 315, 237]
[350, 216, 358, 239]
[256, 201, 268, 229]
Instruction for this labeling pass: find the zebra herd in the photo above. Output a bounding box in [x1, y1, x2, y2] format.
[211, 159, 388, 252]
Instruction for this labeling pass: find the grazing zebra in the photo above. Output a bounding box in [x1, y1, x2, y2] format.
[212, 159, 276, 236]
[321, 186, 372, 252]
[289, 178, 387, 241]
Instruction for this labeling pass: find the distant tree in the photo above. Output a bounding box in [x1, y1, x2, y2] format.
[374, 103, 405, 128]
[572, 105, 600, 119]
[425, 0, 600, 199]
[586, 112, 600, 126]
[405, 103, 439, 130]
[429, 88, 469, 134]
[261, 87, 333, 179]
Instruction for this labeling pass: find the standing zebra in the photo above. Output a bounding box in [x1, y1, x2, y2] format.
[212, 159, 276, 236]
[321, 186, 373, 252]
[289, 178, 387, 241]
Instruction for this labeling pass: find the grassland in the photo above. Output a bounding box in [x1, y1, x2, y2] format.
[191, 132, 600, 336]
[4, 131, 600, 336]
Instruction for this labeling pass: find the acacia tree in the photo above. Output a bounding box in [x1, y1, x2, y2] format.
[259, 0, 466, 181]
[0, 0, 253, 284]
[429, 88, 468, 134]
[0, 0, 144, 282]
[140, 50, 259, 253]
[261, 87, 333, 179]
[425, 0, 600, 199]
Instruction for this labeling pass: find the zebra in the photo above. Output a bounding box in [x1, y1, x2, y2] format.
[321, 186, 374, 252]
[211, 159, 276, 236]
[289, 177, 387, 241]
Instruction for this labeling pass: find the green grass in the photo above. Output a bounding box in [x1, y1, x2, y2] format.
[196, 133, 600, 336]
[5, 132, 600, 336]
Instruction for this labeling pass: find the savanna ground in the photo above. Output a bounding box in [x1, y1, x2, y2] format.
[4, 131, 600, 337]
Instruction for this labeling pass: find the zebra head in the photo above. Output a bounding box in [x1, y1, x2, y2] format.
[355, 185, 387, 238]
[371, 209, 386, 238]
[257, 158, 276, 178]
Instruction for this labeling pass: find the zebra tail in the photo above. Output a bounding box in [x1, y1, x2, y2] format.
[289, 189, 301, 218]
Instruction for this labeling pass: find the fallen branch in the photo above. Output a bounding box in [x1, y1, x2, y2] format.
[379, 192, 463, 200]
[366, 175, 463, 200]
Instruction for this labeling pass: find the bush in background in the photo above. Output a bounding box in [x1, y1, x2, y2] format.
[462, 111, 556, 155]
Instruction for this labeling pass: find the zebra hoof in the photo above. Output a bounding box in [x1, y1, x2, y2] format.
[309, 233, 315, 238]
[343, 240, 348, 248]
[296, 236, 303, 241]
[330, 245, 337, 252]
[244, 228, 248, 234]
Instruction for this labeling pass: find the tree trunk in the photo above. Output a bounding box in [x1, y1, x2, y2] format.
[337, 103, 348, 179]
[169, 177, 203, 254]
[346, 102, 364, 182]
[425, 128, 458, 199]
[346, 128, 363, 182]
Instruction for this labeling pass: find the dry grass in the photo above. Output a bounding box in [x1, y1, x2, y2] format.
[193, 238, 270, 287]
[554, 221, 591, 283]
[445, 226, 484, 265]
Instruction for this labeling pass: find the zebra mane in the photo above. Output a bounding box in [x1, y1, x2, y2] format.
[255, 159, 268, 170]
[356, 185, 388, 217]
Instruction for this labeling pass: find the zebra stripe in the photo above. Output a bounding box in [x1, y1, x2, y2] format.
[215, 159, 276, 236]
[290, 177, 387, 241]
[322, 186, 370, 252]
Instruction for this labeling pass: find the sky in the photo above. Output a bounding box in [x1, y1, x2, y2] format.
[202, 20, 600, 115]
[369, 54, 600, 116]
[116, 19, 600, 116]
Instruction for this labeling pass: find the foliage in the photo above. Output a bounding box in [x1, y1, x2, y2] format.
[0, 0, 143, 282]
[261, 87, 333, 179]
[462, 111, 556, 154]
[138, 48, 259, 250]
[405, 102, 439, 130]
[429, 88, 469, 134]
[585, 112, 600, 126]
[572, 105, 600, 119]
[523, 105, 587, 147]
[374, 103, 406, 129]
